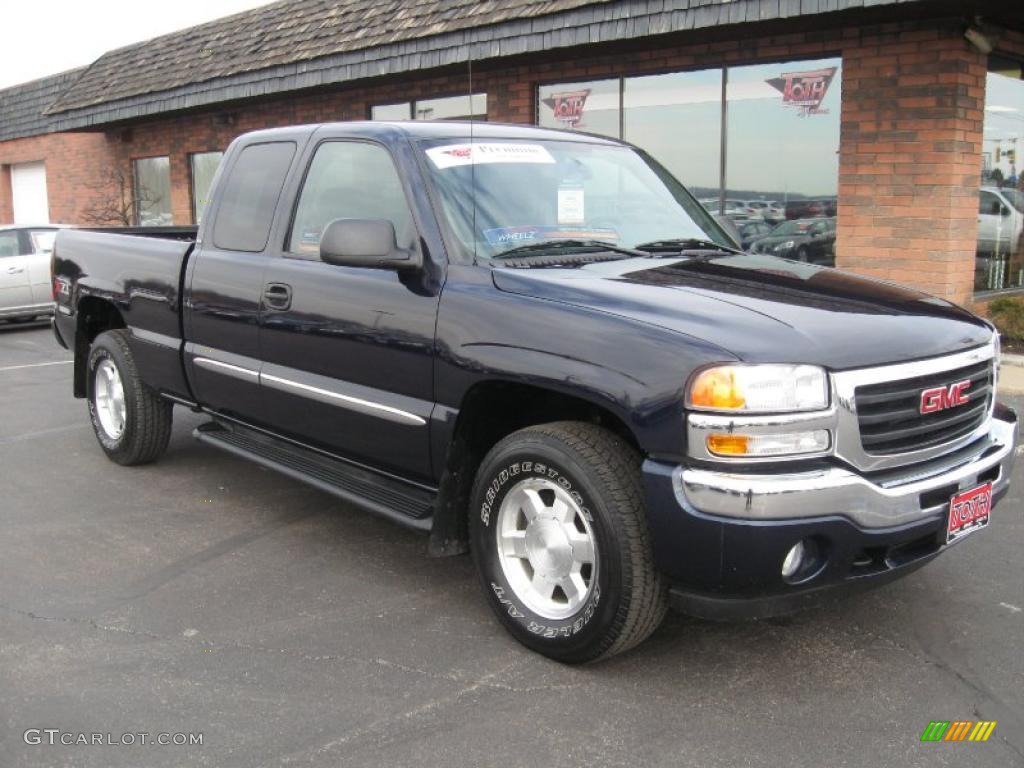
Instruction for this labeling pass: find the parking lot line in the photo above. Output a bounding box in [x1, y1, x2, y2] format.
[0, 360, 73, 372]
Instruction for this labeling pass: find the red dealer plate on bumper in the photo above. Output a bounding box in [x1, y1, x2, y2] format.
[947, 482, 993, 543]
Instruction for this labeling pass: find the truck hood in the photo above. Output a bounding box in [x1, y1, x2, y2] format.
[491, 254, 992, 370]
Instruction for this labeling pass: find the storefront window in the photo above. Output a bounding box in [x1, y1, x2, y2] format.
[133, 156, 171, 226]
[538, 79, 619, 138]
[371, 102, 411, 120]
[623, 69, 722, 200]
[977, 57, 1024, 294]
[416, 94, 487, 121]
[372, 95, 487, 121]
[538, 60, 841, 261]
[725, 58, 841, 265]
[190, 151, 223, 225]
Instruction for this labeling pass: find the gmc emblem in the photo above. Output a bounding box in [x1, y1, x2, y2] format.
[920, 380, 971, 414]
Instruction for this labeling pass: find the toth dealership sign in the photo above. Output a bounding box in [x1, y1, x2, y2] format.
[542, 89, 591, 127]
[766, 67, 837, 115]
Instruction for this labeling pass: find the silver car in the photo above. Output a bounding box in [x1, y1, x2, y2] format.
[0, 224, 67, 322]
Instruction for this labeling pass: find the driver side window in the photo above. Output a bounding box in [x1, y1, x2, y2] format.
[288, 141, 415, 257]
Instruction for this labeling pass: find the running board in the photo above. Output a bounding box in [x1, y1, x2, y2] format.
[194, 422, 434, 531]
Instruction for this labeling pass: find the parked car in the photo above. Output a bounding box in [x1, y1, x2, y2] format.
[751, 217, 836, 263]
[0, 224, 68, 322]
[975, 186, 1024, 292]
[52, 122, 1016, 663]
[784, 198, 837, 220]
[977, 186, 1023, 256]
[734, 219, 775, 250]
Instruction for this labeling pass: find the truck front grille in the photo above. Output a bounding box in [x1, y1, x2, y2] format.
[855, 360, 993, 455]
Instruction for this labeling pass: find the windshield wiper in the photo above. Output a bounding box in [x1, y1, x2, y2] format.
[633, 237, 742, 255]
[492, 239, 647, 261]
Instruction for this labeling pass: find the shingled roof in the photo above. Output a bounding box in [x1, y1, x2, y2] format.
[46, 0, 613, 116]
[0, 68, 84, 142]
[40, 0, 923, 132]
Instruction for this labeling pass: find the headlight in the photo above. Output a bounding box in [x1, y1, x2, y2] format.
[774, 240, 795, 251]
[688, 364, 829, 413]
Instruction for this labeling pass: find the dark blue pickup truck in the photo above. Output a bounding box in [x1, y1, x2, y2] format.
[52, 122, 1017, 662]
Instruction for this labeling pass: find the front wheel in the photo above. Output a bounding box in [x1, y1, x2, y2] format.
[87, 329, 173, 465]
[470, 422, 667, 663]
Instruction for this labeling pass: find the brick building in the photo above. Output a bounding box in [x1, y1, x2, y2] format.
[0, 0, 1022, 307]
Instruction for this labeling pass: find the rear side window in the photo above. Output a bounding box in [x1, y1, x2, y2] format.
[288, 141, 415, 256]
[213, 142, 296, 252]
[0, 231, 19, 257]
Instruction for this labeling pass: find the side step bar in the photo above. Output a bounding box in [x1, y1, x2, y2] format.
[194, 421, 434, 531]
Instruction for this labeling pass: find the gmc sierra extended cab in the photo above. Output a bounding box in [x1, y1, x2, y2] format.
[52, 122, 1017, 663]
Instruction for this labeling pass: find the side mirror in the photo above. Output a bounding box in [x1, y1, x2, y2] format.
[319, 218, 421, 270]
[1001, 204, 1012, 217]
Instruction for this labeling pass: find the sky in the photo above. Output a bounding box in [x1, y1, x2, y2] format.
[0, 0, 275, 89]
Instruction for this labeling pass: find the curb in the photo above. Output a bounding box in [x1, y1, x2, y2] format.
[1002, 353, 1024, 369]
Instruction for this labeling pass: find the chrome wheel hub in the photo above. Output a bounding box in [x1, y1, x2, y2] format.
[496, 476, 598, 620]
[94, 359, 126, 440]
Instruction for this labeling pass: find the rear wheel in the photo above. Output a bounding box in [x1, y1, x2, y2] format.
[87, 330, 173, 465]
[470, 422, 667, 663]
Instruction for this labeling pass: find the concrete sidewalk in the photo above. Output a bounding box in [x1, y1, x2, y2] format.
[1000, 360, 1024, 395]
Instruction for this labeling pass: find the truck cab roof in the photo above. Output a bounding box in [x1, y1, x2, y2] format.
[235, 120, 622, 147]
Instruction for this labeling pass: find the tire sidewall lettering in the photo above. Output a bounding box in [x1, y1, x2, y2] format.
[479, 458, 601, 640]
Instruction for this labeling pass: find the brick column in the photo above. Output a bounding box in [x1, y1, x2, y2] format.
[836, 22, 987, 305]
[0, 164, 12, 223]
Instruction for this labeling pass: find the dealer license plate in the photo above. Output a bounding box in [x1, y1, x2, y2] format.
[947, 482, 993, 544]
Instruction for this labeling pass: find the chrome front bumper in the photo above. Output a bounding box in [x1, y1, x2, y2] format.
[676, 413, 1017, 529]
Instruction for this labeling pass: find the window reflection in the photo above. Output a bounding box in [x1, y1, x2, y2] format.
[725, 58, 841, 267]
[623, 70, 722, 200]
[190, 151, 223, 225]
[977, 57, 1024, 294]
[371, 95, 487, 122]
[133, 156, 172, 226]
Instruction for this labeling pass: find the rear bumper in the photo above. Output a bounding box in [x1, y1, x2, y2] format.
[643, 407, 1017, 620]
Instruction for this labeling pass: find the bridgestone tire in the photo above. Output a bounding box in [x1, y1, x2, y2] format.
[86, 329, 173, 466]
[470, 422, 667, 663]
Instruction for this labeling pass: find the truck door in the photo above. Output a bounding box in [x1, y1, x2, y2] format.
[184, 140, 297, 422]
[257, 139, 439, 480]
[0, 229, 33, 312]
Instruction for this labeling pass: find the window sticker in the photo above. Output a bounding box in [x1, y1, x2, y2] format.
[483, 225, 619, 246]
[557, 187, 585, 225]
[296, 226, 322, 253]
[426, 143, 556, 169]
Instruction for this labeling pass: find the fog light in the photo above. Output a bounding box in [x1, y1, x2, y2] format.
[781, 541, 806, 579]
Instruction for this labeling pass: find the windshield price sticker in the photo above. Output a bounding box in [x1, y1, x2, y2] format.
[426, 143, 556, 169]
[557, 187, 585, 225]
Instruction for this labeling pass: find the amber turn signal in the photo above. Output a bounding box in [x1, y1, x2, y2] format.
[689, 368, 745, 410]
[705, 434, 750, 455]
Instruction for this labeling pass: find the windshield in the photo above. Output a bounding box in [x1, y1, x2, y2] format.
[419, 139, 733, 260]
[1002, 187, 1024, 213]
[770, 220, 813, 236]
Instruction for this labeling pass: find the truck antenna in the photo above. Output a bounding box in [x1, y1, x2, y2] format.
[468, 43, 477, 262]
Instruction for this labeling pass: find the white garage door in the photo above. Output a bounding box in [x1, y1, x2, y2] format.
[11, 161, 50, 224]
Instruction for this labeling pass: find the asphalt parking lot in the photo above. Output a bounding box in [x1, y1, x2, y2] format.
[0, 322, 1021, 768]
